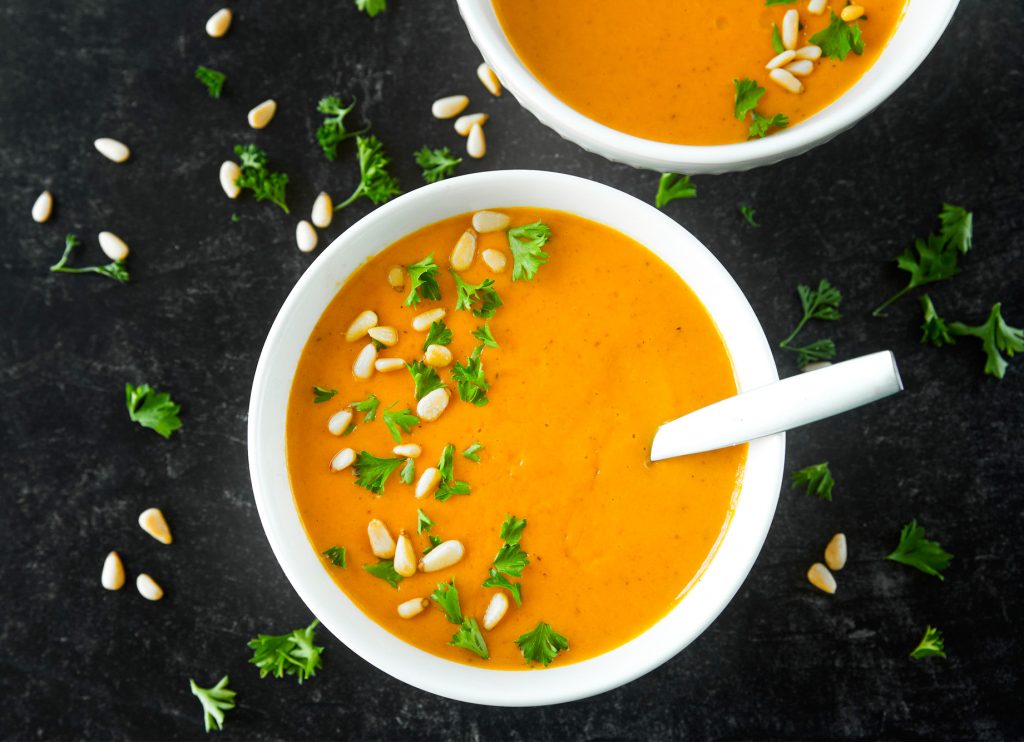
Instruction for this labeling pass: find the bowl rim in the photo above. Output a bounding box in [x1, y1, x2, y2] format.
[248, 170, 786, 706]
[455, 0, 959, 173]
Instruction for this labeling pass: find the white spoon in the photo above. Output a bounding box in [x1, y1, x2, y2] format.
[650, 351, 903, 461]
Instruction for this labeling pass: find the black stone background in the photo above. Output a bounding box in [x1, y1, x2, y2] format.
[1, 0, 1022, 739]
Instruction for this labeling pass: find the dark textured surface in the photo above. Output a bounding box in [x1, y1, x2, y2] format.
[1, 0, 1022, 739]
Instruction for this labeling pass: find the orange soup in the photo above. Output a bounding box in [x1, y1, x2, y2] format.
[492, 0, 906, 145]
[286, 208, 746, 669]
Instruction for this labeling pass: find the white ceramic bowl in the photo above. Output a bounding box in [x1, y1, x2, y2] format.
[456, 0, 958, 174]
[248, 171, 786, 706]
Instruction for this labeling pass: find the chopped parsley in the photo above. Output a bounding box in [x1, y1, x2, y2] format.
[49, 233, 129, 283]
[451, 271, 503, 318]
[733, 78, 765, 120]
[352, 451, 405, 494]
[404, 255, 441, 307]
[437, 443, 455, 482]
[322, 546, 347, 567]
[406, 360, 445, 400]
[515, 622, 569, 667]
[125, 383, 182, 439]
[422, 320, 453, 351]
[247, 619, 324, 684]
[919, 295, 955, 347]
[938, 203, 973, 254]
[941, 302, 1022, 379]
[791, 462, 835, 502]
[189, 676, 235, 732]
[400, 458, 416, 484]
[382, 404, 419, 442]
[450, 617, 489, 659]
[500, 514, 527, 544]
[740, 205, 760, 227]
[472, 323, 498, 348]
[355, 0, 386, 17]
[482, 570, 522, 606]
[430, 578, 464, 624]
[462, 442, 484, 462]
[451, 345, 489, 405]
[655, 173, 697, 208]
[195, 66, 226, 98]
[778, 279, 841, 367]
[771, 23, 785, 53]
[417, 508, 434, 534]
[316, 96, 363, 161]
[415, 146, 462, 183]
[234, 144, 289, 213]
[483, 515, 528, 605]
[350, 392, 380, 422]
[335, 134, 401, 211]
[507, 221, 552, 281]
[765, 0, 797, 5]
[886, 519, 953, 580]
[312, 385, 338, 404]
[435, 444, 471, 502]
[809, 10, 865, 61]
[362, 559, 403, 588]
[910, 626, 947, 660]
[748, 110, 789, 139]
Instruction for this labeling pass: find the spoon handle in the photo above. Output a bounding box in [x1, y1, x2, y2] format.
[649, 351, 903, 461]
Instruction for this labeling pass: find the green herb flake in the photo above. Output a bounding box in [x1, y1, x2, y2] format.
[472, 323, 499, 348]
[655, 173, 697, 208]
[49, 233, 130, 283]
[350, 392, 380, 422]
[452, 345, 490, 406]
[948, 302, 1023, 379]
[507, 221, 552, 281]
[312, 386, 338, 404]
[195, 66, 226, 98]
[125, 383, 182, 439]
[809, 10, 865, 61]
[406, 360, 445, 400]
[779, 279, 841, 367]
[247, 619, 324, 684]
[452, 270, 503, 318]
[415, 146, 462, 184]
[417, 508, 434, 534]
[352, 452, 405, 494]
[450, 617, 489, 659]
[362, 559, 404, 588]
[462, 442, 484, 462]
[886, 519, 953, 580]
[790, 462, 835, 501]
[322, 546, 347, 567]
[430, 578, 464, 624]
[422, 320, 453, 352]
[189, 676, 236, 733]
[335, 134, 401, 211]
[740, 205, 760, 227]
[234, 144, 290, 213]
[910, 625, 947, 660]
[315, 96, 364, 161]
[383, 404, 419, 442]
[733, 78, 765, 120]
[404, 255, 441, 307]
[400, 458, 416, 485]
[515, 622, 569, 667]
[355, 0, 386, 17]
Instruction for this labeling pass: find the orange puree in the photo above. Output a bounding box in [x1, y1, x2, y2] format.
[492, 0, 906, 145]
[286, 208, 746, 668]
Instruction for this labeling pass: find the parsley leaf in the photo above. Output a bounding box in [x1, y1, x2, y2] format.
[435, 443, 470, 502]
[234, 144, 289, 213]
[195, 66, 226, 98]
[335, 134, 401, 211]
[655, 173, 698, 208]
[316, 97, 363, 161]
[507, 221, 552, 281]
[350, 392, 380, 422]
[499, 514, 527, 544]
[462, 442, 484, 462]
[400, 457, 415, 484]
[450, 617, 489, 659]
[451, 271, 503, 318]
[809, 10, 865, 61]
[362, 559, 403, 588]
[49, 233, 130, 283]
[748, 110, 789, 139]
[247, 619, 324, 684]
[919, 295, 955, 347]
[740, 205, 760, 228]
[189, 676, 235, 733]
[886, 519, 953, 580]
[125, 383, 182, 439]
[515, 622, 569, 667]
[910, 626, 947, 660]
[472, 323, 499, 348]
[791, 462, 835, 501]
[417, 508, 434, 534]
[938, 203, 973, 255]
[312, 385, 338, 404]
[436, 479, 471, 502]
[771, 23, 785, 53]
[406, 360, 445, 400]
[404, 255, 441, 307]
[355, 0, 386, 17]
[793, 338, 837, 367]
[949, 302, 1023, 379]
[352, 451, 405, 494]
[437, 444, 455, 482]
[415, 146, 462, 184]
[322, 546, 347, 567]
[765, 0, 796, 5]
[733, 78, 765, 120]
[779, 279, 842, 366]
[382, 404, 419, 442]
[422, 320, 453, 352]
[483, 569, 522, 606]
[493, 542, 529, 577]
[430, 578, 464, 624]
[452, 345, 490, 406]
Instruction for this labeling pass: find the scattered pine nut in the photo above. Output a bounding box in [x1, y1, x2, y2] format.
[841, 4, 865, 22]
[766, 50, 797, 70]
[471, 210, 510, 233]
[31, 191, 53, 223]
[247, 99, 277, 129]
[481, 248, 507, 273]
[455, 113, 489, 137]
[393, 443, 422, 458]
[784, 60, 815, 77]
[98, 231, 130, 262]
[311, 192, 333, 229]
[807, 562, 837, 594]
[101, 551, 125, 591]
[449, 229, 477, 271]
[393, 531, 417, 577]
[345, 310, 379, 342]
[136, 573, 164, 601]
[397, 597, 430, 619]
[482, 591, 509, 630]
[415, 467, 442, 499]
[387, 265, 405, 291]
[374, 357, 405, 373]
[295, 220, 318, 253]
[352, 343, 377, 380]
[782, 9, 800, 51]
[424, 344, 453, 368]
[416, 387, 450, 422]
[467, 123, 486, 159]
[327, 409, 353, 436]
[330, 447, 355, 472]
[795, 45, 823, 60]
[138, 508, 172, 545]
[367, 518, 396, 559]
[476, 63, 502, 97]
[368, 325, 399, 347]
[219, 161, 241, 199]
[432, 95, 470, 119]
[807, 0, 827, 14]
[412, 308, 445, 332]
[801, 361, 833, 373]
[205, 8, 232, 37]
[769, 68, 804, 94]
[94, 138, 131, 163]
[825, 533, 848, 571]
[418, 540, 465, 572]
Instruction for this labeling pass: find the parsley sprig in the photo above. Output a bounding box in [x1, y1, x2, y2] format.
[234, 144, 289, 213]
[472, 323, 498, 348]
[189, 676, 235, 732]
[406, 360, 444, 400]
[352, 451, 405, 494]
[50, 234, 129, 283]
[515, 622, 569, 667]
[740, 205, 760, 228]
[382, 403, 419, 442]
[452, 345, 490, 406]
[435, 443, 471, 502]
[355, 0, 386, 17]
[363, 559, 403, 588]
[910, 626, 947, 660]
[316, 97, 364, 161]
[507, 221, 552, 281]
[247, 620, 324, 684]
[655, 173, 697, 208]
[404, 255, 441, 307]
[195, 66, 226, 98]
[809, 10, 865, 60]
[921, 297, 1022, 379]
[335, 134, 401, 211]
[886, 520, 953, 580]
[733, 79, 788, 139]
[430, 578, 464, 624]
[322, 546, 347, 567]
[312, 385, 338, 404]
[415, 146, 462, 183]
[791, 462, 835, 501]
[126, 383, 182, 439]
[452, 271, 502, 318]
[422, 320, 453, 351]
[429, 579, 489, 658]
[779, 279, 842, 366]
[483, 515, 528, 605]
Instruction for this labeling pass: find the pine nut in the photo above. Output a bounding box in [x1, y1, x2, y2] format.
[136, 573, 164, 601]
[32, 191, 53, 223]
[418, 540, 465, 572]
[795, 45, 822, 60]
[782, 9, 799, 50]
[766, 50, 797, 70]
[476, 62, 502, 97]
[769, 68, 804, 94]
[219, 161, 241, 198]
[467, 123, 486, 159]
[482, 591, 509, 630]
[394, 531, 417, 577]
[415, 467, 442, 499]
[784, 60, 815, 77]
[481, 249, 507, 273]
[138, 507, 172, 545]
[368, 325, 398, 347]
[311, 192, 333, 228]
[825, 533, 848, 571]
[841, 4, 865, 21]
[375, 357, 405, 373]
[801, 361, 833, 373]
[807, 562, 837, 594]
[247, 99, 277, 129]
[412, 308, 445, 332]
[330, 447, 355, 472]
[455, 113, 489, 137]
[450, 229, 477, 271]
[327, 409, 353, 436]
[345, 310, 379, 341]
[97, 231, 129, 262]
[471, 210, 510, 233]
[205, 8, 232, 37]
[416, 387, 450, 422]
[94, 138, 131, 163]
[102, 551, 125, 591]
[353, 343, 377, 379]
[807, 0, 827, 14]
[424, 344, 453, 368]
[295, 220, 318, 253]
[387, 265, 405, 291]
[432, 95, 470, 119]
[367, 518, 396, 559]
[397, 597, 430, 619]
[393, 443, 422, 458]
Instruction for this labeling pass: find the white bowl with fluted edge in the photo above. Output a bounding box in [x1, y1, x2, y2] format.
[455, 0, 959, 174]
[247, 170, 785, 706]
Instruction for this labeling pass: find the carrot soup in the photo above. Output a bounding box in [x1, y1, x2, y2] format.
[286, 208, 746, 669]
[492, 0, 906, 145]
